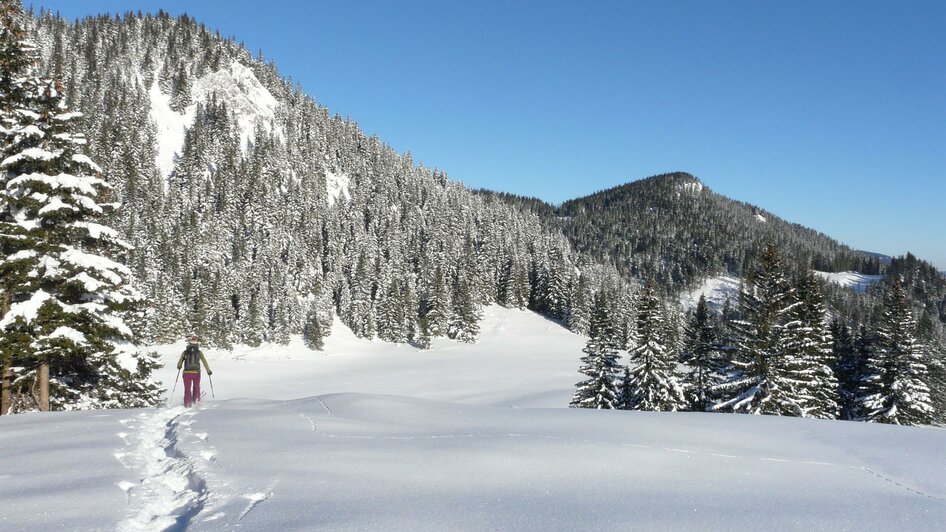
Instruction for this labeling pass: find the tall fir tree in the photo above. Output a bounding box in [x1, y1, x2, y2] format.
[859, 279, 934, 425]
[623, 284, 686, 411]
[712, 244, 801, 415]
[571, 290, 621, 409]
[830, 317, 866, 420]
[782, 268, 838, 419]
[0, 0, 36, 414]
[0, 2, 160, 411]
[680, 294, 723, 411]
[567, 271, 589, 334]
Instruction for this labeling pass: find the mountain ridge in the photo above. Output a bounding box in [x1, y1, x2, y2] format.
[24, 9, 946, 346]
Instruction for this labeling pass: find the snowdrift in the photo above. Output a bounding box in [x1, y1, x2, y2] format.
[1, 307, 945, 530]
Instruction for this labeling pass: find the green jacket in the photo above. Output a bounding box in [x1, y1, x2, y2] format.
[177, 346, 211, 375]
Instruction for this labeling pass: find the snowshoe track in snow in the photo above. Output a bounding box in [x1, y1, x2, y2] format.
[115, 407, 214, 531]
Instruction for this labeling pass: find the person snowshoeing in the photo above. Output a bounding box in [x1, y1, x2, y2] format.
[177, 336, 212, 407]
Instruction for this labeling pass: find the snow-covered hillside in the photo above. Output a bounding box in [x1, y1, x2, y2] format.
[2, 307, 946, 531]
[679, 274, 740, 311]
[815, 271, 885, 293]
[680, 271, 886, 310]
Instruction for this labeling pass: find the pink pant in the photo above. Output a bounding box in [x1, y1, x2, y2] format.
[183, 373, 201, 407]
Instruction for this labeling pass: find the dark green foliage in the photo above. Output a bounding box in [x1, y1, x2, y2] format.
[680, 295, 724, 411]
[1, 1, 161, 411]
[571, 291, 621, 409]
[624, 284, 686, 411]
[713, 244, 801, 415]
[831, 318, 866, 420]
[783, 268, 838, 419]
[859, 280, 933, 425]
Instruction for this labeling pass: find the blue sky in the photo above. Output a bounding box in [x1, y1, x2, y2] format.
[31, 0, 946, 268]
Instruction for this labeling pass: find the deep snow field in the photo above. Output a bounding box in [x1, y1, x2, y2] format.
[2, 306, 945, 531]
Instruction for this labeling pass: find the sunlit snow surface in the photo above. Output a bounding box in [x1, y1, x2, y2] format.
[679, 274, 741, 312]
[814, 270, 885, 294]
[2, 306, 945, 531]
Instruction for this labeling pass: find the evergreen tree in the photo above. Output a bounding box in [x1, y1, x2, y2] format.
[0, 0, 37, 414]
[302, 304, 325, 351]
[782, 269, 838, 419]
[831, 317, 865, 420]
[169, 62, 191, 112]
[425, 264, 450, 337]
[0, 7, 160, 410]
[860, 279, 934, 425]
[617, 364, 633, 410]
[680, 295, 722, 411]
[571, 291, 621, 409]
[917, 310, 946, 424]
[448, 274, 480, 343]
[567, 271, 589, 334]
[416, 312, 431, 350]
[624, 284, 686, 411]
[713, 244, 801, 415]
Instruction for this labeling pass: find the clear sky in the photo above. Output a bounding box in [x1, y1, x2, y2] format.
[30, 0, 946, 269]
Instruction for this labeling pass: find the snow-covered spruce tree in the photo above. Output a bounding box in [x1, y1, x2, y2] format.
[571, 290, 621, 409]
[712, 244, 801, 415]
[917, 311, 946, 424]
[0, 0, 37, 414]
[0, 7, 160, 411]
[616, 364, 633, 410]
[859, 279, 933, 425]
[831, 317, 866, 420]
[567, 271, 589, 334]
[782, 268, 838, 419]
[302, 296, 332, 351]
[448, 274, 480, 343]
[623, 283, 686, 411]
[680, 294, 723, 411]
[424, 264, 450, 337]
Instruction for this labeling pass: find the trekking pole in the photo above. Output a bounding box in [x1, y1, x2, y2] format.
[167, 368, 181, 407]
[208, 373, 215, 399]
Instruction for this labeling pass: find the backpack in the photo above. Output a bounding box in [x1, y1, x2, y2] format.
[184, 344, 201, 371]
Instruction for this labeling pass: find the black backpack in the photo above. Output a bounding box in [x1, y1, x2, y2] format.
[184, 344, 201, 371]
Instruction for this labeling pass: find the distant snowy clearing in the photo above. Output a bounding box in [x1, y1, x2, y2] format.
[2, 306, 945, 531]
[679, 274, 740, 311]
[815, 270, 885, 293]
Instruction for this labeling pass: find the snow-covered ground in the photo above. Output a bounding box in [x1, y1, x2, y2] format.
[814, 270, 885, 293]
[679, 274, 740, 312]
[2, 306, 946, 531]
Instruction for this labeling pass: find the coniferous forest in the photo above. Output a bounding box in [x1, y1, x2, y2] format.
[0, 5, 943, 426]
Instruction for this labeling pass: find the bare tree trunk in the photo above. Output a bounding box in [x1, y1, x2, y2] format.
[1, 287, 10, 415]
[1, 365, 11, 415]
[39, 360, 49, 412]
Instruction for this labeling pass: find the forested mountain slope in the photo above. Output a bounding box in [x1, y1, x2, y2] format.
[22, 9, 945, 351]
[483, 173, 878, 291]
[479, 173, 945, 332]
[25, 9, 628, 347]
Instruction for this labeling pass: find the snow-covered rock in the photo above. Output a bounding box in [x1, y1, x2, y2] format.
[149, 79, 192, 181]
[326, 169, 351, 206]
[149, 60, 282, 180]
[191, 60, 281, 151]
[678, 180, 704, 194]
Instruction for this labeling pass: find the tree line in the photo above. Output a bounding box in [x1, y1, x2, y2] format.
[572, 244, 943, 426]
